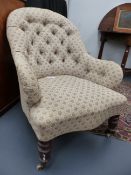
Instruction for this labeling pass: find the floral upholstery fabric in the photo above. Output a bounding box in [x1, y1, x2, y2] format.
[6, 7, 127, 141]
[30, 75, 126, 141]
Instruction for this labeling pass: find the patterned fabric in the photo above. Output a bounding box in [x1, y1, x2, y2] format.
[6, 7, 127, 141]
[7, 8, 123, 90]
[93, 81, 131, 142]
[30, 75, 126, 141]
[14, 52, 41, 107]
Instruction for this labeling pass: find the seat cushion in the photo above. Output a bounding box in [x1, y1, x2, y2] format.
[29, 75, 127, 141]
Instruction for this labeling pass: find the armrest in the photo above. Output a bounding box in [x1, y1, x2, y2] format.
[13, 52, 41, 107]
[85, 55, 123, 89]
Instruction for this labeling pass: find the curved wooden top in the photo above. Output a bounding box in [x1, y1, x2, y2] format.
[98, 3, 131, 33]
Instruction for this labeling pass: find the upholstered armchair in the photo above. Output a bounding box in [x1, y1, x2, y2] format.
[7, 7, 127, 170]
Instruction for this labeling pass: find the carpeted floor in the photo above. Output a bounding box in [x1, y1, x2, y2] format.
[93, 81, 131, 142]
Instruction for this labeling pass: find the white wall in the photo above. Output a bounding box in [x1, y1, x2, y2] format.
[68, 0, 131, 67]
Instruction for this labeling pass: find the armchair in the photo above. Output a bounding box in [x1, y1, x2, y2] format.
[7, 7, 127, 170]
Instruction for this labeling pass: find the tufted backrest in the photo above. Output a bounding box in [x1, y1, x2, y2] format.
[7, 7, 91, 79]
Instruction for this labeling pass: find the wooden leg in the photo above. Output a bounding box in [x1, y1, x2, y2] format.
[98, 34, 107, 59]
[36, 140, 52, 171]
[121, 45, 130, 74]
[105, 115, 119, 137]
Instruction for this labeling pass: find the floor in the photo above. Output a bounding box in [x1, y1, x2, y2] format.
[124, 76, 131, 82]
[0, 77, 131, 175]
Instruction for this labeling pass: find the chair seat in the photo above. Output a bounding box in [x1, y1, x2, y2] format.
[30, 75, 127, 141]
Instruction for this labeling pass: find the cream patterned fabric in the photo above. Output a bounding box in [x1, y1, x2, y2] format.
[7, 8, 127, 141]
[30, 75, 126, 141]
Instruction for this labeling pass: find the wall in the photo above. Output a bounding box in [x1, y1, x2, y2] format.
[68, 0, 131, 67]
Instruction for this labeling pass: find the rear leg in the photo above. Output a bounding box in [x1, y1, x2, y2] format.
[105, 115, 119, 137]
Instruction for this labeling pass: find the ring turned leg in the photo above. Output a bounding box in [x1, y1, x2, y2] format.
[98, 33, 107, 59]
[121, 45, 130, 75]
[37, 140, 52, 170]
[105, 115, 120, 137]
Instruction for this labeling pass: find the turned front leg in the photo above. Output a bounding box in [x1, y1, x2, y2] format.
[105, 115, 120, 136]
[37, 140, 52, 170]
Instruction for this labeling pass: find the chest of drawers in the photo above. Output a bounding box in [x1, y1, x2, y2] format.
[0, 0, 24, 116]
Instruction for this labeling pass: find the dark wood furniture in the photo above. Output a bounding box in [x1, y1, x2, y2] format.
[0, 0, 25, 116]
[98, 3, 131, 76]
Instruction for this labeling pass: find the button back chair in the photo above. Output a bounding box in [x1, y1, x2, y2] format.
[7, 7, 127, 170]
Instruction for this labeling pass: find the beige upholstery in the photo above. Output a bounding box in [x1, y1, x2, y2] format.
[7, 7, 127, 141]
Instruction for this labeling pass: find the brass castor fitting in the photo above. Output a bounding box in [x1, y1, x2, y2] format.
[36, 163, 45, 171]
[105, 129, 112, 138]
[106, 133, 111, 138]
[105, 128, 115, 137]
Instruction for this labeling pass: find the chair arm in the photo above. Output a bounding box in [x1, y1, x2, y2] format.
[14, 52, 41, 107]
[85, 55, 123, 89]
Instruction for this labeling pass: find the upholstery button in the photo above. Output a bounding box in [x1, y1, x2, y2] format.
[27, 19, 32, 23]
[26, 48, 30, 55]
[66, 30, 72, 36]
[74, 59, 79, 64]
[100, 71, 106, 77]
[39, 49, 43, 55]
[20, 26, 26, 32]
[51, 30, 56, 35]
[37, 59, 41, 65]
[61, 40, 64, 45]
[62, 58, 65, 62]
[59, 23, 63, 28]
[43, 21, 47, 26]
[31, 40, 34, 46]
[85, 69, 90, 74]
[36, 30, 40, 35]
[67, 32, 70, 36]
[46, 40, 50, 45]
[67, 48, 72, 54]
[54, 50, 58, 55]
[49, 60, 53, 64]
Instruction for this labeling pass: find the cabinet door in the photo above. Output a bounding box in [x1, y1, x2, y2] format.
[0, 0, 25, 115]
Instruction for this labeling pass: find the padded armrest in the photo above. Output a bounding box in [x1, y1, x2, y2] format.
[85, 55, 123, 89]
[13, 52, 41, 107]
